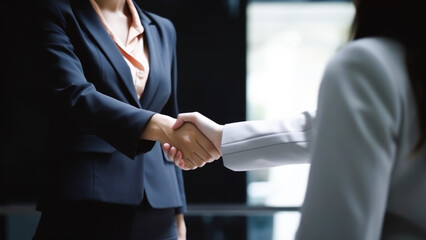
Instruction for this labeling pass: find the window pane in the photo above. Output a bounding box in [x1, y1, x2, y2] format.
[246, 3, 354, 239]
[246, 2, 355, 207]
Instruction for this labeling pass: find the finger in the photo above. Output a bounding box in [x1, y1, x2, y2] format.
[179, 159, 191, 171]
[173, 154, 181, 166]
[198, 132, 221, 160]
[178, 123, 219, 162]
[188, 156, 202, 170]
[196, 137, 221, 160]
[173, 157, 181, 167]
[178, 164, 191, 171]
[173, 158, 180, 166]
[189, 160, 200, 169]
[191, 152, 208, 168]
[175, 158, 189, 170]
[168, 147, 177, 160]
[183, 157, 197, 170]
[192, 143, 213, 163]
[172, 116, 186, 130]
[172, 113, 198, 130]
[162, 143, 171, 152]
[176, 151, 183, 162]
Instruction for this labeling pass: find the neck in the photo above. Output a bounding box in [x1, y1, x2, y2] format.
[94, 0, 127, 12]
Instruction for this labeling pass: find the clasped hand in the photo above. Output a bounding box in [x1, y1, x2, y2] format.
[162, 112, 224, 170]
[141, 113, 221, 169]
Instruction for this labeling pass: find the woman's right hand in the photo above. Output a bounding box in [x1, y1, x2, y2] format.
[141, 113, 220, 169]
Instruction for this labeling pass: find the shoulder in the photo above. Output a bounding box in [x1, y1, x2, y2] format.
[323, 37, 407, 96]
[134, 4, 177, 38]
[328, 37, 405, 79]
[38, 0, 71, 11]
[142, 10, 175, 30]
[318, 37, 408, 130]
[36, 0, 77, 22]
[33, 0, 74, 30]
[132, 4, 177, 45]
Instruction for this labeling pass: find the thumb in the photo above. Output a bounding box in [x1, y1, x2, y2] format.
[172, 115, 186, 129]
[172, 113, 198, 130]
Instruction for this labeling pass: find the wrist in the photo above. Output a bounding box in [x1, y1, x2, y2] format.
[141, 114, 175, 142]
[215, 125, 224, 154]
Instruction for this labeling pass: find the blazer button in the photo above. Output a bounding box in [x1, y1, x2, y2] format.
[137, 70, 145, 79]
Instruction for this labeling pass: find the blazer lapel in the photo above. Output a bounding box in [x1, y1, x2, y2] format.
[136, 7, 162, 109]
[73, 0, 141, 107]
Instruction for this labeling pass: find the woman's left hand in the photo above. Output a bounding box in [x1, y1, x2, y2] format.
[176, 214, 186, 240]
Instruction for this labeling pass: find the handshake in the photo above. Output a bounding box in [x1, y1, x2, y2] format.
[163, 112, 223, 170]
[142, 112, 224, 170]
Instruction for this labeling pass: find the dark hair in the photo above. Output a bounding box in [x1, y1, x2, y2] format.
[350, 0, 426, 154]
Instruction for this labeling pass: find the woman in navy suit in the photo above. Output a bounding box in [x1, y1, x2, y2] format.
[32, 0, 220, 239]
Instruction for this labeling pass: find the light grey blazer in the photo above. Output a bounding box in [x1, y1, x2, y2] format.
[221, 38, 426, 239]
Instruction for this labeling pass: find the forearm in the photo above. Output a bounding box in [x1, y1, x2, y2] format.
[221, 111, 314, 171]
[140, 113, 175, 143]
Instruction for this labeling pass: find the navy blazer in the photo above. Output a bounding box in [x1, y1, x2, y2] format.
[35, 0, 186, 213]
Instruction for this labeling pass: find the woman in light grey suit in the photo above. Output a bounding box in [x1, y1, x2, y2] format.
[164, 0, 426, 239]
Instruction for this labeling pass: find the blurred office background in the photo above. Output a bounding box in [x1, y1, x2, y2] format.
[1, 0, 353, 239]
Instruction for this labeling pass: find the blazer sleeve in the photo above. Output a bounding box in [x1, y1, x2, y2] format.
[296, 40, 401, 239]
[221, 111, 315, 171]
[37, 1, 155, 159]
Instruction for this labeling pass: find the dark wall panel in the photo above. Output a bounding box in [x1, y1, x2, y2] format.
[1, 1, 46, 204]
[139, 0, 248, 204]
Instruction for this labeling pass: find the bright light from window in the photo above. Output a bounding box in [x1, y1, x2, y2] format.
[246, 2, 355, 239]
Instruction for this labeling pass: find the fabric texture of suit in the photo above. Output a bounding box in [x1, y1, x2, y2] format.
[221, 37, 426, 239]
[35, 0, 186, 213]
